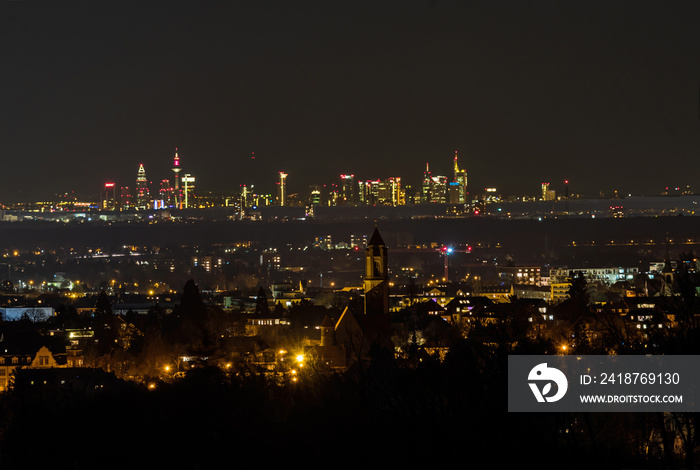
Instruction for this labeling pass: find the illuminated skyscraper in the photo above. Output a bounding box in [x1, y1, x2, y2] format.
[340, 174, 356, 205]
[453, 151, 468, 204]
[182, 174, 195, 208]
[172, 148, 182, 209]
[278, 172, 288, 206]
[308, 185, 322, 206]
[421, 163, 432, 203]
[542, 182, 555, 201]
[362, 178, 404, 206]
[429, 175, 448, 203]
[159, 179, 172, 208]
[135, 164, 150, 210]
[102, 182, 116, 210]
[120, 186, 132, 210]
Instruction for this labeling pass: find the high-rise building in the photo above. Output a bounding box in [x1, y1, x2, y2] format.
[421, 163, 432, 203]
[429, 175, 448, 203]
[388, 177, 404, 206]
[172, 148, 182, 209]
[339, 174, 356, 205]
[159, 179, 173, 208]
[453, 151, 468, 204]
[362, 178, 405, 206]
[308, 185, 322, 206]
[182, 174, 195, 208]
[135, 164, 150, 210]
[448, 182, 462, 204]
[102, 183, 116, 210]
[120, 186, 132, 210]
[542, 182, 556, 201]
[278, 172, 288, 206]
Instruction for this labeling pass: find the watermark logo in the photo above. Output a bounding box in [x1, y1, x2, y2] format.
[528, 363, 568, 403]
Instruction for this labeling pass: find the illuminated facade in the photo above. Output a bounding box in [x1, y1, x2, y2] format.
[453, 151, 468, 204]
[308, 185, 322, 207]
[420, 162, 449, 203]
[120, 186, 132, 210]
[357, 178, 404, 206]
[135, 164, 150, 210]
[278, 172, 287, 206]
[339, 174, 356, 205]
[541, 182, 556, 201]
[159, 179, 174, 208]
[421, 163, 432, 203]
[182, 174, 195, 208]
[102, 182, 116, 210]
[429, 175, 448, 203]
[172, 148, 182, 208]
[549, 267, 638, 286]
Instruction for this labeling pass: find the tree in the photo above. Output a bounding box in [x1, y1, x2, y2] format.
[180, 279, 206, 317]
[171, 279, 209, 349]
[95, 290, 113, 317]
[255, 286, 270, 316]
[568, 271, 589, 309]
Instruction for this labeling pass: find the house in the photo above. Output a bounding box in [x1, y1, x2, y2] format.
[0, 331, 68, 392]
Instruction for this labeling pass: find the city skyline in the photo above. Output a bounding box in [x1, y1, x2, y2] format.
[9, 147, 700, 209]
[1, 1, 697, 201]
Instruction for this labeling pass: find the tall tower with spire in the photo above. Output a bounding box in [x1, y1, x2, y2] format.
[135, 164, 150, 210]
[421, 163, 432, 203]
[172, 148, 182, 209]
[453, 150, 468, 204]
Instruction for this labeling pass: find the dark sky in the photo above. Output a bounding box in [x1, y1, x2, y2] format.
[1, 0, 698, 201]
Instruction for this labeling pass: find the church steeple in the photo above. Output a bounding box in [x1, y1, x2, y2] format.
[364, 227, 389, 315]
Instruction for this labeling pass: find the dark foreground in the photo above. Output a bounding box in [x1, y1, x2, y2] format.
[0, 342, 676, 470]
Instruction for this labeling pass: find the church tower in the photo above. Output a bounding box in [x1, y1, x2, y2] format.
[364, 227, 390, 315]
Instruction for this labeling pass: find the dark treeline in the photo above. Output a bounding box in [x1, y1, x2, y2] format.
[0, 334, 687, 470]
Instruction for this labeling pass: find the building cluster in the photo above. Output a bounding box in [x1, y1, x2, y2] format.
[96, 150, 471, 215]
[311, 151, 470, 209]
[102, 149, 197, 211]
[0, 228, 696, 381]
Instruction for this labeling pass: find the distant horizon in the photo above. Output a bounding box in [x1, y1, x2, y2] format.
[1, 1, 697, 202]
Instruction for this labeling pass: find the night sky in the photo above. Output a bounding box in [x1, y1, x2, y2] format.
[1, 1, 698, 201]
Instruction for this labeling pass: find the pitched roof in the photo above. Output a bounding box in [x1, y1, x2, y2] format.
[368, 227, 385, 246]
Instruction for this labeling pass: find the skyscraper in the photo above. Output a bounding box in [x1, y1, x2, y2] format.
[453, 151, 468, 204]
[339, 174, 356, 205]
[102, 182, 116, 210]
[172, 148, 182, 209]
[182, 174, 195, 208]
[278, 172, 288, 206]
[421, 163, 432, 203]
[429, 175, 448, 203]
[135, 164, 150, 210]
[542, 182, 555, 201]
